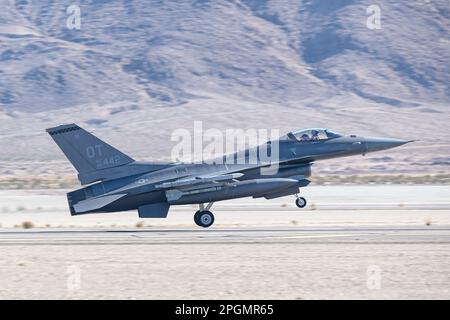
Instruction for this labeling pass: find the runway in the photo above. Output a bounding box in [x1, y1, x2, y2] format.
[1, 226, 450, 245]
[1, 225, 449, 299]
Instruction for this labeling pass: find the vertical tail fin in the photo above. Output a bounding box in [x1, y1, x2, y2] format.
[46, 124, 134, 174]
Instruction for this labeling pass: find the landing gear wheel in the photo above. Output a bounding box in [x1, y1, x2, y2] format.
[295, 197, 307, 208]
[193, 210, 201, 225]
[195, 210, 215, 228]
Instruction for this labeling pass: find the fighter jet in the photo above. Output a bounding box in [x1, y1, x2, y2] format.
[46, 124, 411, 227]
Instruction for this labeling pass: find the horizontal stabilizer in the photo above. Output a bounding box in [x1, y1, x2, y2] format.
[72, 194, 126, 214]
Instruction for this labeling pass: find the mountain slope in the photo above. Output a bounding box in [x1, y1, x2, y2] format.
[1, 0, 449, 111]
[0, 0, 449, 178]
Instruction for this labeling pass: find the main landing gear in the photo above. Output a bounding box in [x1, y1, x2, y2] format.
[295, 194, 307, 208]
[194, 202, 215, 228]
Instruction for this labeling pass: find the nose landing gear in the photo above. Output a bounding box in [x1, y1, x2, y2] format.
[295, 195, 307, 208]
[194, 202, 215, 228]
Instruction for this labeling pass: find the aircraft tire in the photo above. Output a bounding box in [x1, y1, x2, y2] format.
[193, 210, 201, 225]
[295, 197, 307, 208]
[196, 210, 215, 228]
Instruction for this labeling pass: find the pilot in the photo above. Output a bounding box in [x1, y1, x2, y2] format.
[300, 134, 309, 141]
[311, 130, 320, 141]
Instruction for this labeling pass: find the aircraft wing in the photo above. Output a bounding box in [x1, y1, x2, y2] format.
[102, 158, 310, 196]
[71, 173, 244, 214]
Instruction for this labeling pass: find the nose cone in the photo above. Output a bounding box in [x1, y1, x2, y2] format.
[364, 137, 411, 153]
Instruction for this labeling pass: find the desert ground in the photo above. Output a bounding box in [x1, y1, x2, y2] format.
[0, 185, 449, 299]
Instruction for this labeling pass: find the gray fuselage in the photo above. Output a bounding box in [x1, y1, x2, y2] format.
[68, 134, 373, 213]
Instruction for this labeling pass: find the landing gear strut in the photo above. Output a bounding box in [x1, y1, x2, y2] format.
[194, 202, 215, 228]
[295, 194, 307, 208]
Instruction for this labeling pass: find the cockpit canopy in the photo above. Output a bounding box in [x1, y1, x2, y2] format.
[286, 128, 342, 142]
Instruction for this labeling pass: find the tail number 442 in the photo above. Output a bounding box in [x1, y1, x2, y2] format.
[86, 145, 120, 167]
